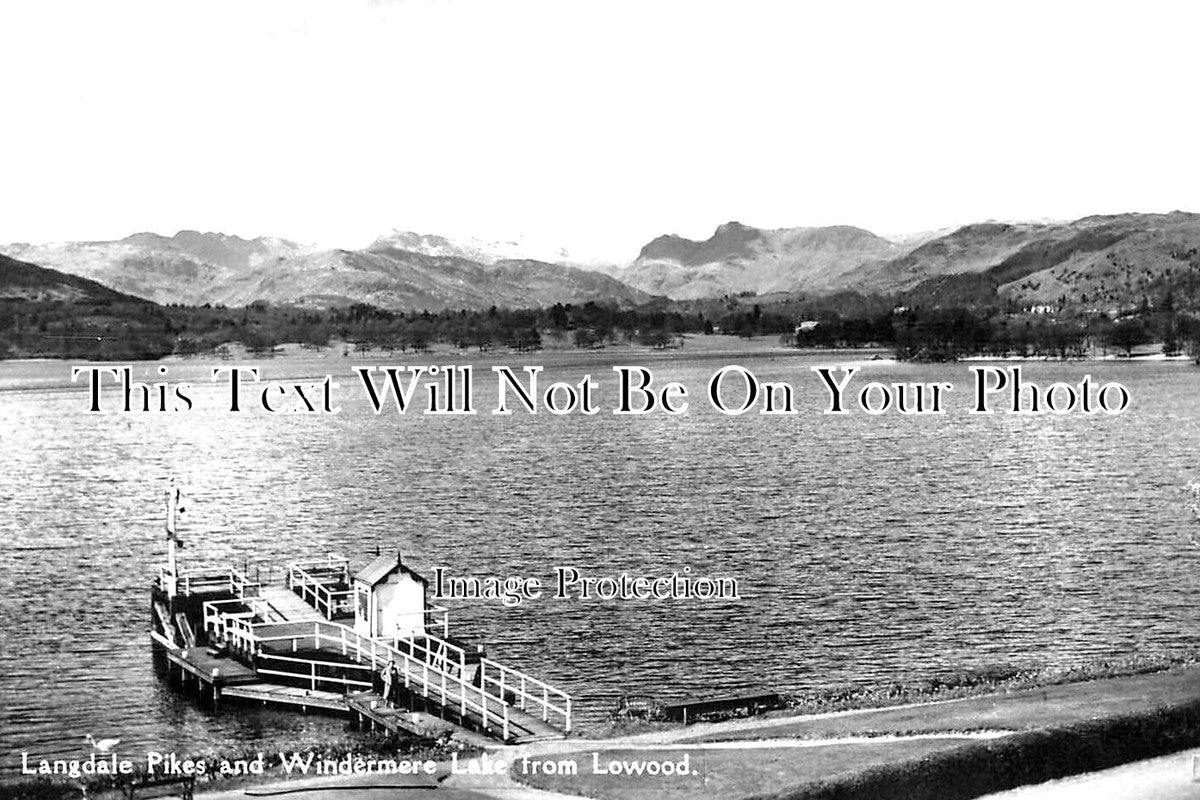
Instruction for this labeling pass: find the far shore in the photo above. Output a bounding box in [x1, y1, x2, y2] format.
[3, 331, 1196, 368]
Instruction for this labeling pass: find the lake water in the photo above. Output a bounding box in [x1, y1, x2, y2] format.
[3, 346, 1200, 774]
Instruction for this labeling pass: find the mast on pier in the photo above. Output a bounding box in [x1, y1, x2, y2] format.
[164, 478, 185, 599]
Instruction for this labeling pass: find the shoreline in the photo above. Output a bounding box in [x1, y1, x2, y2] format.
[8, 652, 1200, 799]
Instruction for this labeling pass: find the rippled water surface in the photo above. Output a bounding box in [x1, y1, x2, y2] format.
[3, 350, 1200, 772]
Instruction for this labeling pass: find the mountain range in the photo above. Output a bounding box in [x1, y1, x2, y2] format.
[1, 231, 650, 311]
[4, 211, 1200, 312]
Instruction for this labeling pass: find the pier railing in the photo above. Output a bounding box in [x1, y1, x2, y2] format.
[249, 620, 541, 740]
[393, 628, 468, 676]
[480, 657, 572, 733]
[288, 559, 353, 619]
[229, 566, 261, 598]
[388, 606, 451, 639]
[162, 566, 228, 595]
[289, 554, 350, 576]
[255, 652, 375, 693]
[163, 566, 261, 598]
[202, 600, 258, 653]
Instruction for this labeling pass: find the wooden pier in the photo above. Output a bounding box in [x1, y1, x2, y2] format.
[151, 550, 572, 744]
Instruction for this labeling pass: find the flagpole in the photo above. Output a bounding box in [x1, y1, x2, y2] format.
[166, 478, 180, 600]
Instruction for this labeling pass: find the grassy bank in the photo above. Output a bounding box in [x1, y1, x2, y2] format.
[519, 657, 1200, 800]
[745, 703, 1200, 800]
[595, 652, 1200, 740]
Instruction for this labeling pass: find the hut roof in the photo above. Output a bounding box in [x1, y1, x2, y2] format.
[355, 551, 427, 587]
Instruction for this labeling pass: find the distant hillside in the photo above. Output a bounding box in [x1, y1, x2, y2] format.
[893, 212, 1200, 311]
[611, 221, 906, 299]
[2, 231, 314, 307]
[0, 252, 141, 303]
[846, 222, 1054, 293]
[0, 253, 175, 359]
[2, 231, 652, 312]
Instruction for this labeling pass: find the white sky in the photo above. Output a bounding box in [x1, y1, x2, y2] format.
[1, 0, 1197, 261]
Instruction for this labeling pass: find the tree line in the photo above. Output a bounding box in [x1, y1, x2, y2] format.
[4, 291, 1199, 362]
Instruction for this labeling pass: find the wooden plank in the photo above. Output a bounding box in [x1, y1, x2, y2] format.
[153, 601, 178, 646]
[223, 683, 346, 711]
[259, 587, 325, 623]
[174, 612, 197, 647]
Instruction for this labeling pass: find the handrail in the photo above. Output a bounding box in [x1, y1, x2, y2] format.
[480, 657, 572, 732]
[288, 563, 353, 620]
[256, 652, 374, 692]
[308, 621, 511, 737]
[393, 629, 467, 675]
[289, 554, 349, 574]
[167, 566, 262, 598]
[202, 599, 259, 654]
[229, 566, 261, 599]
[257, 620, 520, 738]
[425, 605, 450, 638]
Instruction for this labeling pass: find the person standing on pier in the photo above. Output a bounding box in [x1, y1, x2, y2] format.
[381, 659, 396, 706]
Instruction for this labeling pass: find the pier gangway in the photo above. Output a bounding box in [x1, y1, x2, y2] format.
[248, 618, 570, 742]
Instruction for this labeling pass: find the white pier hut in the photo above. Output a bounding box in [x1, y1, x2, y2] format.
[353, 552, 429, 640]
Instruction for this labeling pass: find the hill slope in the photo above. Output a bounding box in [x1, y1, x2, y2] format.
[0, 252, 145, 303]
[0, 253, 175, 359]
[893, 212, 1200, 311]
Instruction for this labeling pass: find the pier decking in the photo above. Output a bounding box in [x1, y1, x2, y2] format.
[157, 639, 259, 688]
[258, 586, 325, 624]
[222, 684, 345, 711]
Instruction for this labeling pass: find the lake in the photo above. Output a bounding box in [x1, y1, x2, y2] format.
[3, 345, 1199, 773]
